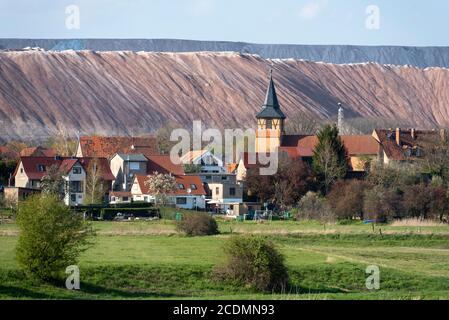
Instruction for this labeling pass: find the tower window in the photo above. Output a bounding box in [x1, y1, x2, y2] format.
[265, 119, 272, 129]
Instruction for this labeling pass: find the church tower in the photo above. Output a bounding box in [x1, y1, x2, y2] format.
[255, 70, 286, 153]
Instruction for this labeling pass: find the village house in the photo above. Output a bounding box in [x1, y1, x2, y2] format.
[128, 174, 207, 210]
[372, 128, 444, 165]
[12, 156, 114, 206]
[197, 173, 243, 215]
[110, 153, 149, 192]
[180, 149, 226, 173]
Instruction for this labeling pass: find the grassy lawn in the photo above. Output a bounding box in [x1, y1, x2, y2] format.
[1, 220, 449, 299]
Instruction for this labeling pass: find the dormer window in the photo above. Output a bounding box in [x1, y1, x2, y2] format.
[37, 165, 46, 172]
[73, 167, 82, 174]
[178, 184, 185, 190]
[190, 184, 197, 190]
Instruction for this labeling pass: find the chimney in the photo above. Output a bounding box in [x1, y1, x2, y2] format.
[411, 128, 416, 140]
[396, 128, 401, 146]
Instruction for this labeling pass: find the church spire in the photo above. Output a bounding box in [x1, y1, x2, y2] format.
[256, 69, 286, 119]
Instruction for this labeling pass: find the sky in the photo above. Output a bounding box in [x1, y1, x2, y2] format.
[1, 0, 448, 46]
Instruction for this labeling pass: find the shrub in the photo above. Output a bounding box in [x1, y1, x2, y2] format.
[296, 192, 335, 226]
[214, 235, 289, 292]
[16, 194, 94, 281]
[363, 186, 402, 222]
[327, 180, 369, 220]
[176, 213, 219, 236]
[402, 183, 448, 221]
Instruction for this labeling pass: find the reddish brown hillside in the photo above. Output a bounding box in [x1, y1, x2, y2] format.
[0, 50, 448, 140]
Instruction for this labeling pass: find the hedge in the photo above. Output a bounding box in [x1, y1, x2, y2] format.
[109, 202, 155, 209]
[100, 208, 160, 221]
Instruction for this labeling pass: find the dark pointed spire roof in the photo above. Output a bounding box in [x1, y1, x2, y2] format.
[256, 69, 286, 119]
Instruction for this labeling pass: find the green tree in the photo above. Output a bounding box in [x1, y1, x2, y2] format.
[312, 124, 348, 193]
[0, 160, 17, 185]
[214, 235, 289, 292]
[16, 194, 93, 281]
[40, 164, 65, 199]
[183, 164, 202, 174]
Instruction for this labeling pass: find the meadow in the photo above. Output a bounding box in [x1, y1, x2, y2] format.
[1, 219, 449, 300]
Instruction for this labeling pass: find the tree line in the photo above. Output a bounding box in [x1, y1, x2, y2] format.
[246, 124, 449, 223]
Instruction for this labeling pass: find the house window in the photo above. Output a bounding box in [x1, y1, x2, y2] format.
[221, 176, 228, 181]
[176, 197, 187, 205]
[229, 187, 236, 196]
[73, 167, 82, 174]
[205, 176, 212, 180]
[71, 194, 77, 203]
[123, 197, 129, 202]
[190, 184, 197, 190]
[144, 196, 149, 202]
[37, 165, 46, 172]
[129, 162, 140, 170]
[20, 168, 24, 173]
[70, 181, 83, 193]
[111, 196, 116, 202]
[178, 184, 185, 190]
[215, 187, 220, 195]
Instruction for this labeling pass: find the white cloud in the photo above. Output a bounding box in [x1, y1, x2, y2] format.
[298, 0, 328, 20]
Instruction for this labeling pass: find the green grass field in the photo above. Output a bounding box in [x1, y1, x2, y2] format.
[1, 219, 449, 300]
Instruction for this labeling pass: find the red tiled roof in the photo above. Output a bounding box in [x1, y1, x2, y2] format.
[226, 163, 238, 174]
[16, 156, 115, 181]
[18, 157, 61, 180]
[135, 174, 206, 196]
[0, 146, 18, 159]
[281, 134, 379, 157]
[59, 159, 79, 174]
[341, 136, 380, 155]
[78, 158, 116, 181]
[78, 136, 158, 158]
[20, 146, 56, 157]
[146, 155, 185, 176]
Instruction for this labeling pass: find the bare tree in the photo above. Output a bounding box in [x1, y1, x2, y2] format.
[155, 121, 182, 155]
[45, 128, 78, 157]
[40, 164, 65, 199]
[84, 158, 105, 205]
[285, 112, 322, 135]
